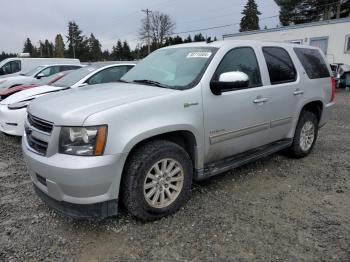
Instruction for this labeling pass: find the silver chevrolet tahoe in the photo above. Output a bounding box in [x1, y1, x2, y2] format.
[22, 40, 335, 221]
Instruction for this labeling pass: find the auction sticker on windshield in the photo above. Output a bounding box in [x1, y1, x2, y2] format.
[187, 52, 212, 58]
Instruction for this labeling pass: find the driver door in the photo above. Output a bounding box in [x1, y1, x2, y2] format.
[202, 46, 273, 163]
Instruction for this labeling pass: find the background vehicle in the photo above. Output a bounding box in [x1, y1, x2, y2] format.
[22, 41, 334, 221]
[0, 63, 135, 136]
[0, 64, 83, 89]
[0, 70, 72, 101]
[0, 58, 80, 78]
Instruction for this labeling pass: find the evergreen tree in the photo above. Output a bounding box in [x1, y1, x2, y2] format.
[87, 33, 102, 61]
[275, 0, 350, 26]
[66, 21, 84, 58]
[111, 40, 123, 60]
[239, 0, 261, 32]
[193, 33, 206, 42]
[122, 41, 132, 60]
[183, 35, 192, 43]
[43, 39, 54, 57]
[54, 34, 65, 58]
[0, 51, 17, 62]
[102, 50, 111, 61]
[23, 38, 35, 56]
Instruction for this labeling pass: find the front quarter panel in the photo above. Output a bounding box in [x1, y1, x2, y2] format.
[83, 86, 204, 167]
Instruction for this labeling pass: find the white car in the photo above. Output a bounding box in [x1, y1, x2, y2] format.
[0, 64, 83, 89]
[0, 57, 80, 79]
[0, 63, 135, 136]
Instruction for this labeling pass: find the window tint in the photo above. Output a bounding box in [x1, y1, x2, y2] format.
[294, 48, 330, 79]
[213, 47, 262, 88]
[60, 65, 81, 71]
[87, 66, 132, 85]
[1, 60, 21, 74]
[39, 66, 60, 77]
[262, 47, 297, 85]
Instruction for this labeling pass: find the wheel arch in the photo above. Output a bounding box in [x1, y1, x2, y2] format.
[289, 100, 324, 138]
[123, 129, 199, 170]
[300, 100, 323, 122]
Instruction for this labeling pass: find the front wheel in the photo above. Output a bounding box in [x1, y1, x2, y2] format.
[287, 111, 319, 158]
[121, 140, 193, 221]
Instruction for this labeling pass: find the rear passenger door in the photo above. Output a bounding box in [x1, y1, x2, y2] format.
[260, 46, 301, 141]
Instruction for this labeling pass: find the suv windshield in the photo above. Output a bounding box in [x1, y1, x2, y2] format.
[22, 66, 46, 76]
[121, 47, 218, 89]
[52, 66, 96, 87]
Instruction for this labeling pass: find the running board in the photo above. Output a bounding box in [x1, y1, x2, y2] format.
[194, 139, 292, 181]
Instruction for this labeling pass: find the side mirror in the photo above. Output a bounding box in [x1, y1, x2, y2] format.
[78, 83, 88, 87]
[36, 73, 45, 79]
[210, 71, 249, 95]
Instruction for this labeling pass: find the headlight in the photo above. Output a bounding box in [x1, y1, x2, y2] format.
[59, 125, 107, 156]
[8, 99, 33, 110]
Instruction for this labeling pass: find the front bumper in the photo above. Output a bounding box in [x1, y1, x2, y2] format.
[34, 184, 118, 219]
[22, 138, 127, 218]
[0, 104, 26, 136]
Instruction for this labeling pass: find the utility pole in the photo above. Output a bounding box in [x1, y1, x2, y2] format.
[141, 9, 152, 54]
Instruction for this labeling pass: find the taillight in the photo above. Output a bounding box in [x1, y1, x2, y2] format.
[330, 77, 336, 102]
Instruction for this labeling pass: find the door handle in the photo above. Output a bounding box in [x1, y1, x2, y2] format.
[294, 89, 304, 95]
[253, 97, 269, 104]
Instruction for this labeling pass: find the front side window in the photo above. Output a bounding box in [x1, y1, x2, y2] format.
[0, 60, 21, 74]
[213, 47, 262, 88]
[87, 66, 132, 85]
[294, 48, 330, 79]
[263, 47, 297, 85]
[38, 66, 60, 77]
[121, 47, 218, 90]
[22, 66, 45, 76]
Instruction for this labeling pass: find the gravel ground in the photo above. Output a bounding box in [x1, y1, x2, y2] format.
[1, 90, 350, 262]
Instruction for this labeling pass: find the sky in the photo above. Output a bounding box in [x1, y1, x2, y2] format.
[0, 0, 280, 53]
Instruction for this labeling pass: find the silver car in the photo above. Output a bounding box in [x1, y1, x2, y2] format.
[22, 41, 334, 220]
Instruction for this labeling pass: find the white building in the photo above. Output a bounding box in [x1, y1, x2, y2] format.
[223, 17, 350, 65]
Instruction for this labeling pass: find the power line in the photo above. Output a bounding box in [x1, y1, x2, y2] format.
[173, 15, 279, 35]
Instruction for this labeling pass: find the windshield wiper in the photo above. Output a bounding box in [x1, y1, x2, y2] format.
[132, 79, 168, 88]
[118, 79, 130, 83]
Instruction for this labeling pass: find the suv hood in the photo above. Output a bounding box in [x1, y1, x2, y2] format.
[0, 85, 65, 105]
[28, 83, 176, 125]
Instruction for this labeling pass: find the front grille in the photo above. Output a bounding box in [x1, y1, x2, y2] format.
[27, 114, 53, 134]
[25, 129, 48, 155]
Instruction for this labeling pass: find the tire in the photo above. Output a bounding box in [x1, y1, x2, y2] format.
[121, 140, 193, 221]
[287, 111, 319, 158]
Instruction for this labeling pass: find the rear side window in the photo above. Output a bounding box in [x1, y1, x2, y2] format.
[60, 65, 81, 71]
[294, 48, 330, 79]
[262, 47, 297, 85]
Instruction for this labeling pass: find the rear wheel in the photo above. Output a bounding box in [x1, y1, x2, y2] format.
[287, 111, 319, 158]
[121, 140, 193, 221]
